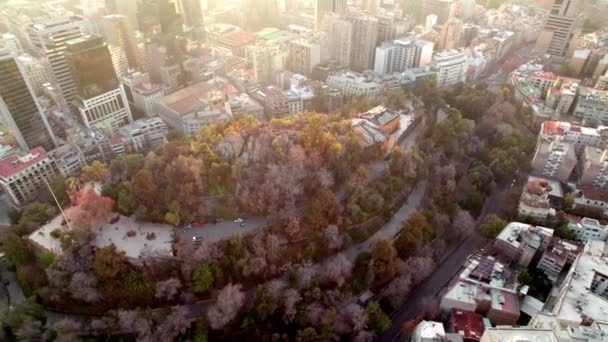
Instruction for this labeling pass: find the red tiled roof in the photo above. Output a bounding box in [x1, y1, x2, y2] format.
[0, 147, 47, 178]
[578, 184, 608, 203]
[218, 31, 255, 48]
[542, 121, 564, 136]
[449, 309, 485, 341]
[526, 179, 551, 196]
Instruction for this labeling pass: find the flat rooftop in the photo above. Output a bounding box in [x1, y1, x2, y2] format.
[552, 240, 608, 326]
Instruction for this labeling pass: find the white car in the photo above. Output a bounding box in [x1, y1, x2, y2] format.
[234, 218, 244, 223]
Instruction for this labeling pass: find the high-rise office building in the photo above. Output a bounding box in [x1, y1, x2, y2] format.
[460, 0, 476, 19]
[176, 0, 204, 28]
[437, 17, 463, 50]
[27, 16, 89, 109]
[323, 13, 353, 68]
[286, 38, 322, 77]
[315, 0, 347, 30]
[105, 0, 139, 30]
[243, 0, 280, 31]
[348, 13, 379, 72]
[0, 48, 56, 151]
[421, 0, 457, 25]
[65, 35, 133, 133]
[535, 0, 582, 59]
[102, 14, 139, 77]
[159, 0, 184, 35]
[374, 37, 434, 74]
[425, 14, 438, 29]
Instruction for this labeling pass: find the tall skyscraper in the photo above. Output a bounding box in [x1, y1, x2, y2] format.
[106, 0, 139, 30]
[323, 13, 353, 68]
[460, 0, 476, 19]
[243, 0, 280, 31]
[348, 13, 379, 72]
[27, 16, 89, 109]
[0, 48, 56, 151]
[159, 0, 184, 35]
[315, 0, 347, 30]
[176, 0, 204, 28]
[65, 35, 133, 133]
[535, 0, 582, 59]
[421, 0, 457, 25]
[102, 14, 139, 77]
[437, 18, 463, 50]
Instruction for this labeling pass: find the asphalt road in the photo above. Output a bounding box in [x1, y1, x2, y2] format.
[377, 174, 517, 342]
[378, 232, 485, 341]
[343, 180, 428, 262]
[178, 216, 269, 242]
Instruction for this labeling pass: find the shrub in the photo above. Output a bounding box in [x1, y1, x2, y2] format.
[50, 229, 61, 239]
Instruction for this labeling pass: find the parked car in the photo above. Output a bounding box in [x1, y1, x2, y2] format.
[234, 218, 244, 223]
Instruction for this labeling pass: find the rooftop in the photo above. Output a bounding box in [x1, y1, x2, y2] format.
[551, 240, 608, 326]
[217, 30, 256, 48]
[0, 147, 48, 178]
[496, 222, 554, 251]
[481, 327, 559, 342]
[360, 106, 401, 127]
[577, 184, 608, 203]
[449, 309, 486, 341]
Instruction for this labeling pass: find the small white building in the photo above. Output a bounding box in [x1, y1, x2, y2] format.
[0, 147, 58, 206]
[411, 321, 446, 342]
[568, 217, 608, 242]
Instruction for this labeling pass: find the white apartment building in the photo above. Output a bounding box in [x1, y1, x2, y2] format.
[568, 217, 608, 242]
[248, 43, 287, 85]
[76, 87, 134, 133]
[326, 71, 383, 97]
[549, 240, 608, 327]
[545, 79, 579, 116]
[573, 87, 608, 127]
[121, 71, 165, 117]
[579, 146, 608, 190]
[50, 144, 86, 178]
[286, 37, 321, 77]
[119, 117, 167, 152]
[373, 37, 434, 74]
[27, 16, 89, 108]
[538, 121, 608, 153]
[431, 49, 469, 88]
[425, 14, 438, 29]
[531, 138, 577, 181]
[0, 147, 58, 206]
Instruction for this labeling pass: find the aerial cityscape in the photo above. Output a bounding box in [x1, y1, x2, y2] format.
[0, 0, 607, 340]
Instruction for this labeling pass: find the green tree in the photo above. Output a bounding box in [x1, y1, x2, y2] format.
[16, 202, 52, 235]
[253, 284, 278, 321]
[39, 251, 55, 268]
[365, 301, 391, 333]
[564, 192, 576, 210]
[191, 264, 214, 293]
[370, 239, 398, 284]
[123, 270, 152, 294]
[478, 214, 507, 239]
[518, 268, 532, 285]
[3, 296, 44, 333]
[2, 233, 31, 266]
[117, 188, 137, 214]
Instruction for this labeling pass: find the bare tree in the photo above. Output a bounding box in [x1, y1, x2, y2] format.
[207, 283, 245, 330]
[323, 254, 353, 287]
[156, 306, 194, 340]
[68, 272, 101, 303]
[155, 277, 183, 301]
[296, 262, 318, 289]
[53, 318, 82, 342]
[323, 225, 344, 250]
[282, 288, 302, 324]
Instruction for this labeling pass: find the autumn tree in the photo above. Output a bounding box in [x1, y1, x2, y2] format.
[322, 254, 353, 287]
[368, 239, 398, 285]
[65, 187, 115, 228]
[91, 245, 129, 280]
[82, 160, 106, 182]
[253, 284, 279, 321]
[155, 278, 183, 301]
